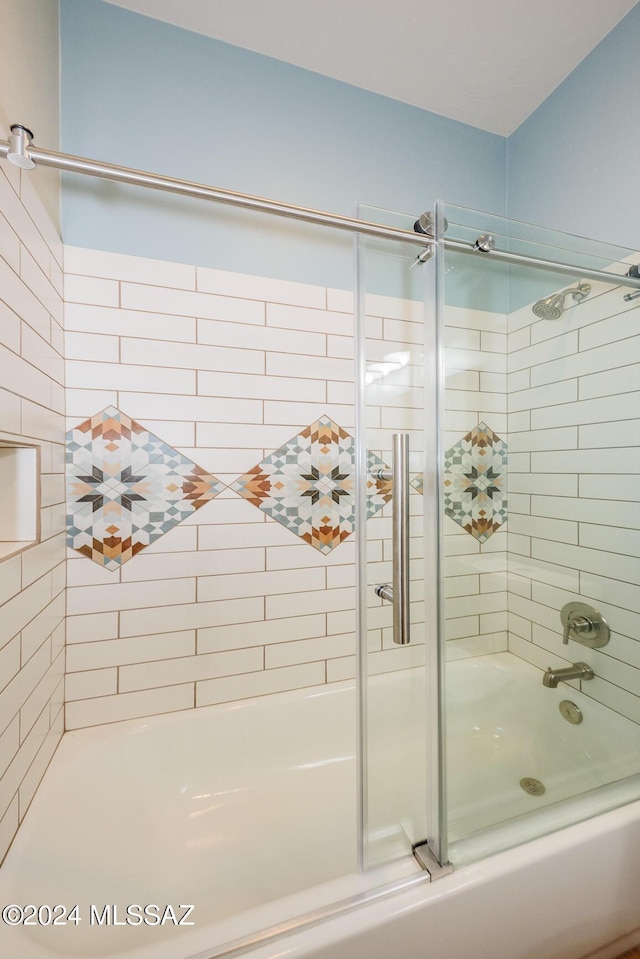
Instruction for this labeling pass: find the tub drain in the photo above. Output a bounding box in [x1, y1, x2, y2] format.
[520, 777, 546, 796]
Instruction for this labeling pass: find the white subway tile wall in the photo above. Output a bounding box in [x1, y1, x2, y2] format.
[361, 339, 418, 673]
[64, 245, 370, 729]
[506, 281, 640, 722]
[440, 307, 509, 659]
[60, 242, 640, 743]
[63, 245, 516, 731]
[0, 119, 66, 864]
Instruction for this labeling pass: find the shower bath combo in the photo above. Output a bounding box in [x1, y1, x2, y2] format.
[1, 125, 640, 959]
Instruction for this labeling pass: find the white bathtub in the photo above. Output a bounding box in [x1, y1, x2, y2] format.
[446, 652, 640, 860]
[1, 652, 640, 959]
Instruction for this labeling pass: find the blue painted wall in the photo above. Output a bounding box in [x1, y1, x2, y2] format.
[61, 1, 640, 298]
[60, 0, 506, 291]
[507, 3, 640, 254]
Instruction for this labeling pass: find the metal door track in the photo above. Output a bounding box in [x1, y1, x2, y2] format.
[413, 842, 454, 880]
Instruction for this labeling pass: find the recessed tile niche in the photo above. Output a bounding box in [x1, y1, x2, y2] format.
[0, 442, 40, 561]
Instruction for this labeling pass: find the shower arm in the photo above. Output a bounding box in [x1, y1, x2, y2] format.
[2, 132, 640, 291]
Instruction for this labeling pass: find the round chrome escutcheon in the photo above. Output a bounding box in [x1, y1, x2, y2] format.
[559, 700, 583, 724]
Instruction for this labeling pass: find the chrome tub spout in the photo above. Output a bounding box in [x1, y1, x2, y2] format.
[542, 662, 594, 688]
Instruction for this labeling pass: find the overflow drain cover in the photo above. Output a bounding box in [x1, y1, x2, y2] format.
[520, 777, 546, 796]
[559, 700, 583, 724]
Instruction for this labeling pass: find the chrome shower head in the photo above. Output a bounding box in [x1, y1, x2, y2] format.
[532, 281, 591, 320]
[532, 294, 565, 320]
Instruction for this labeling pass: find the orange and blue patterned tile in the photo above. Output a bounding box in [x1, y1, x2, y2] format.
[444, 421, 507, 542]
[231, 415, 392, 553]
[66, 406, 225, 569]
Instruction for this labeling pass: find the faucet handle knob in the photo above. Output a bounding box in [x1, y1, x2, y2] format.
[560, 603, 609, 648]
[563, 614, 590, 644]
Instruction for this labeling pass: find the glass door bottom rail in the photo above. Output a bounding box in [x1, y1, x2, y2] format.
[1, 653, 639, 958]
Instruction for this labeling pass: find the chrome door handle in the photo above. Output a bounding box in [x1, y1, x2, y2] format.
[375, 433, 410, 645]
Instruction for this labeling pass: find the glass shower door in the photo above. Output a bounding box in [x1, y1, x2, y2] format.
[355, 206, 445, 871]
[435, 201, 640, 864]
[356, 198, 640, 878]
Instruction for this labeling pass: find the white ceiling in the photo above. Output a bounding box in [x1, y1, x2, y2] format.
[103, 0, 638, 136]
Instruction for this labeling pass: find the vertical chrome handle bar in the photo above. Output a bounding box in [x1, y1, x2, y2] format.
[374, 434, 411, 644]
[392, 433, 411, 645]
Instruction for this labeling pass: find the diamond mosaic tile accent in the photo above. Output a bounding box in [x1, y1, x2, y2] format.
[444, 421, 507, 542]
[67, 407, 225, 569]
[231, 416, 392, 553]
